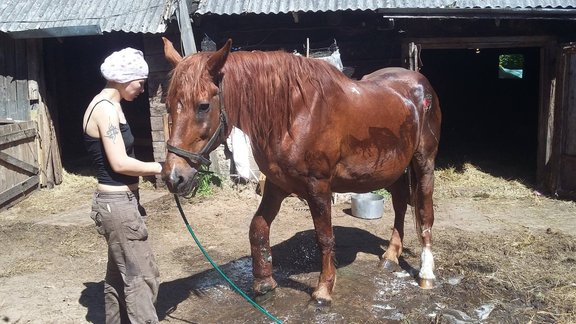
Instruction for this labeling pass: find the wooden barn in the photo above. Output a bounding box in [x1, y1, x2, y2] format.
[0, 0, 178, 209]
[166, 0, 576, 198]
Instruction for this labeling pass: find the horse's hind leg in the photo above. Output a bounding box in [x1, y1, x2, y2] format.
[381, 172, 410, 271]
[250, 179, 289, 295]
[412, 154, 437, 289]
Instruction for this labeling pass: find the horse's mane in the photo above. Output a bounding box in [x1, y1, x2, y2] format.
[167, 49, 349, 148]
[222, 50, 347, 145]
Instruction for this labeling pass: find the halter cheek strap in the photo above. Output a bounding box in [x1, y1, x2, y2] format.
[166, 78, 227, 167]
[166, 142, 212, 166]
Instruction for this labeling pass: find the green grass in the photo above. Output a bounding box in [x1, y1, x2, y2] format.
[195, 167, 223, 196]
[371, 188, 391, 199]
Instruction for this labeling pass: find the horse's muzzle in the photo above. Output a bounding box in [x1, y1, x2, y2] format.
[161, 164, 199, 196]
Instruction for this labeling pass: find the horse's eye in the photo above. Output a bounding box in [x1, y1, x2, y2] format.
[198, 103, 210, 113]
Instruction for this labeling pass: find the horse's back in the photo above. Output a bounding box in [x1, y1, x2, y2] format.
[361, 67, 432, 88]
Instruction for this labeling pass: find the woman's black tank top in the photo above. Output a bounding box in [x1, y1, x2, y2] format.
[83, 99, 139, 186]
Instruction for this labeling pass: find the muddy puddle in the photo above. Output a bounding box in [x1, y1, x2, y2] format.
[153, 229, 512, 324]
[155, 257, 501, 323]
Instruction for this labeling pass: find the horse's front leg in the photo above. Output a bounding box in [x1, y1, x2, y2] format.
[250, 179, 289, 296]
[306, 180, 335, 305]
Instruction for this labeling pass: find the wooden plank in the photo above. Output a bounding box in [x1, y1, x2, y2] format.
[14, 40, 29, 121]
[27, 39, 40, 101]
[176, 0, 197, 55]
[44, 138, 54, 188]
[409, 36, 554, 50]
[0, 118, 20, 124]
[0, 34, 7, 119]
[0, 151, 38, 175]
[1, 122, 37, 191]
[34, 99, 62, 187]
[4, 35, 17, 120]
[0, 127, 36, 146]
[37, 101, 50, 187]
[563, 53, 576, 155]
[50, 128, 63, 185]
[0, 175, 39, 208]
[163, 113, 171, 139]
[560, 155, 576, 192]
[556, 48, 576, 195]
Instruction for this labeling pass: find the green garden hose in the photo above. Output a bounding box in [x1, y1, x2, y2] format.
[174, 194, 283, 324]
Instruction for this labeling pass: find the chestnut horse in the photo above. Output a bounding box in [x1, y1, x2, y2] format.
[161, 38, 441, 305]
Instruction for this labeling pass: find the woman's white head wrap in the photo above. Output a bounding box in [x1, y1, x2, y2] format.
[100, 48, 149, 83]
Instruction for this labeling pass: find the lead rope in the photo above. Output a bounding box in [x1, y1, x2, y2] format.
[173, 194, 283, 324]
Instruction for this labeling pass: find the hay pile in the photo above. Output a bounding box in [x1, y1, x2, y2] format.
[435, 163, 538, 200]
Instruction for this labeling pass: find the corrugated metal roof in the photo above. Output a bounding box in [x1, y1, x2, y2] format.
[0, 0, 176, 35]
[196, 0, 576, 15]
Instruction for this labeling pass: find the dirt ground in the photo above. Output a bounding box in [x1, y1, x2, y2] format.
[0, 164, 575, 323]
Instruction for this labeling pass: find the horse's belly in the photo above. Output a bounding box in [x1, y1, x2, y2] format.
[331, 173, 403, 193]
[331, 155, 410, 193]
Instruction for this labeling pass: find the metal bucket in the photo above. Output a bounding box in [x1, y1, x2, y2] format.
[351, 193, 384, 220]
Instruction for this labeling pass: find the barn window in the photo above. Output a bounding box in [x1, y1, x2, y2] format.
[498, 54, 524, 79]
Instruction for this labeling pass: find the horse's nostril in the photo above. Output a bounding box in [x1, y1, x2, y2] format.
[168, 169, 186, 190]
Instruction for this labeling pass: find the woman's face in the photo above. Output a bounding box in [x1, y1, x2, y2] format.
[121, 79, 146, 101]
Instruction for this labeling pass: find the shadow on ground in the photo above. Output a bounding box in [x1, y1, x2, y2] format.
[79, 226, 415, 322]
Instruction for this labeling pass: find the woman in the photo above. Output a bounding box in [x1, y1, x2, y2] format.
[83, 47, 162, 323]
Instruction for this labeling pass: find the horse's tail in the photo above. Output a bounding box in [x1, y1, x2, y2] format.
[411, 81, 441, 247]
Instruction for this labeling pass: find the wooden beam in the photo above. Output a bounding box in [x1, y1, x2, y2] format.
[0, 175, 39, 207]
[176, 0, 197, 55]
[0, 127, 36, 146]
[407, 36, 554, 50]
[0, 151, 38, 175]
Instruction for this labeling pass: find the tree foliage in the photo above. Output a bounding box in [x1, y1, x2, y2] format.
[499, 54, 524, 69]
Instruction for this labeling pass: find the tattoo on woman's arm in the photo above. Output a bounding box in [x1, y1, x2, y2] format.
[105, 118, 120, 143]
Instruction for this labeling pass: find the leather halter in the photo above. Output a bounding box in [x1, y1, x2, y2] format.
[166, 78, 228, 167]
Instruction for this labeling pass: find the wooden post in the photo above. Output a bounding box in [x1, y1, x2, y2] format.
[176, 0, 197, 55]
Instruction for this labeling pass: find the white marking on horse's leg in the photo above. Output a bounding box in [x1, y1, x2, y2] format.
[419, 246, 435, 281]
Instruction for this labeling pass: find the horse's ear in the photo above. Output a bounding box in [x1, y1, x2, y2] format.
[162, 37, 183, 67]
[206, 39, 232, 77]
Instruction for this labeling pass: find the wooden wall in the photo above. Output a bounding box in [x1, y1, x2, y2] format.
[0, 121, 39, 209]
[0, 34, 62, 202]
[0, 33, 29, 122]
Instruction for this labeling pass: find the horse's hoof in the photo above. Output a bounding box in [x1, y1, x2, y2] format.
[311, 297, 332, 307]
[419, 278, 435, 289]
[311, 290, 332, 307]
[379, 259, 400, 272]
[254, 290, 276, 304]
[253, 277, 278, 295]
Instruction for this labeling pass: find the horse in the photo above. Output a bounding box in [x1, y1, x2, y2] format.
[161, 37, 442, 305]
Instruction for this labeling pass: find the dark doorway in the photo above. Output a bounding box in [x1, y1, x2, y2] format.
[419, 47, 540, 184]
[43, 34, 153, 171]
